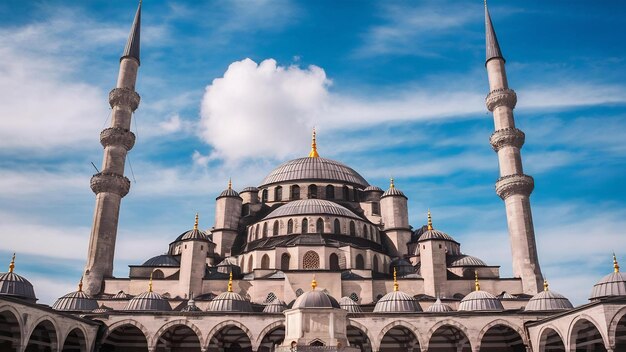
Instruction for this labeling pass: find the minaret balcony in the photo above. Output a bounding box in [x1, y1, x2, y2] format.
[489, 127, 525, 152]
[100, 127, 136, 150]
[486, 88, 517, 111]
[495, 173, 534, 200]
[109, 88, 140, 111]
[90, 172, 131, 197]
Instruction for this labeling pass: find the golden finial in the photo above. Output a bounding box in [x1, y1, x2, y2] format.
[614, 253, 620, 273]
[427, 209, 433, 231]
[543, 279, 549, 292]
[308, 128, 319, 158]
[393, 267, 399, 292]
[78, 276, 84, 292]
[474, 270, 480, 291]
[8, 253, 15, 273]
[390, 177, 395, 189]
[228, 271, 233, 292]
[228, 178, 232, 190]
[149, 271, 154, 292]
[194, 213, 199, 230]
[311, 275, 317, 290]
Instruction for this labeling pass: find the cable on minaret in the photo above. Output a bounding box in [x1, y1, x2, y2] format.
[90, 162, 100, 173]
[127, 155, 137, 183]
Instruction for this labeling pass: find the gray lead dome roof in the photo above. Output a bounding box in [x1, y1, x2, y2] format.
[525, 290, 573, 311]
[208, 291, 253, 312]
[124, 291, 172, 311]
[458, 291, 503, 311]
[373, 291, 422, 313]
[590, 272, 626, 300]
[293, 289, 341, 309]
[260, 157, 369, 188]
[52, 290, 99, 312]
[0, 272, 36, 302]
[263, 199, 361, 220]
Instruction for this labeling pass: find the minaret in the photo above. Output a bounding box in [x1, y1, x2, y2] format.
[484, 2, 543, 294]
[83, 2, 141, 296]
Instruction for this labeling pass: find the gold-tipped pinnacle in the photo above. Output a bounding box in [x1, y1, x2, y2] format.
[194, 213, 199, 230]
[308, 128, 319, 158]
[311, 275, 317, 290]
[474, 270, 480, 291]
[8, 253, 15, 273]
[427, 209, 433, 231]
[393, 267, 399, 292]
[228, 271, 233, 292]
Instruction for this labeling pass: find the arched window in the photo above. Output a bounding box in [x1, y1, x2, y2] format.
[274, 186, 282, 201]
[343, 185, 350, 200]
[326, 185, 335, 199]
[363, 224, 368, 239]
[349, 221, 356, 236]
[281, 253, 290, 271]
[255, 225, 259, 239]
[372, 202, 380, 215]
[247, 257, 253, 272]
[303, 251, 320, 269]
[302, 218, 308, 234]
[316, 218, 324, 233]
[355, 254, 365, 269]
[264, 292, 277, 303]
[353, 187, 359, 201]
[287, 219, 294, 234]
[152, 269, 164, 279]
[329, 253, 340, 271]
[373, 256, 379, 273]
[262, 222, 268, 238]
[273, 220, 279, 236]
[262, 189, 268, 203]
[308, 184, 318, 199]
[261, 254, 270, 269]
[291, 185, 300, 200]
[334, 219, 341, 234]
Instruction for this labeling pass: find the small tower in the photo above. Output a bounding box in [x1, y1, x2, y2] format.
[179, 214, 212, 297]
[213, 179, 243, 257]
[380, 178, 411, 257]
[83, 2, 141, 296]
[484, 2, 543, 294]
[418, 210, 448, 297]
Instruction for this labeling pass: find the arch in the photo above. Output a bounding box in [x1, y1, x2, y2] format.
[261, 254, 270, 269]
[302, 218, 308, 234]
[151, 321, 202, 352]
[152, 269, 164, 279]
[363, 224, 368, 239]
[477, 320, 526, 352]
[308, 184, 318, 199]
[205, 321, 253, 352]
[255, 321, 285, 352]
[427, 320, 471, 352]
[272, 220, 279, 236]
[329, 253, 340, 271]
[290, 185, 300, 200]
[102, 320, 150, 352]
[325, 185, 335, 199]
[287, 219, 294, 234]
[261, 189, 268, 203]
[349, 221, 356, 236]
[347, 320, 375, 352]
[316, 218, 324, 233]
[377, 320, 423, 352]
[538, 326, 565, 352]
[25, 318, 58, 352]
[568, 316, 608, 352]
[247, 256, 253, 273]
[610, 307, 626, 351]
[274, 186, 282, 201]
[262, 222, 268, 238]
[0, 307, 21, 352]
[343, 185, 350, 200]
[355, 254, 365, 270]
[255, 225, 259, 239]
[280, 253, 291, 271]
[303, 251, 320, 269]
[333, 219, 341, 234]
[373, 255, 379, 273]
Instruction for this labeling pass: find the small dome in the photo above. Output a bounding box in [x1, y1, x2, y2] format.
[390, 258, 420, 278]
[260, 157, 369, 188]
[241, 186, 259, 193]
[499, 292, 517, 299]
[426, 298, 454, 312]
[339, 297, 363, 313]
[142, 254, 180, 267]
[381, 187, 406, 198]
[92, 304, 113, 313]
[293, 289, 340, 309]
[363, 186, 383, 192]
[207, 291, 253, 312]
[52, 286, 98, 312]
[179, 229, 211, 241]
[124, 291, 172, 311]
[419, 229, 457, 242]
[263, 298, 287, 313]
[448, 255, 487, 267]
[181, 297, 202, 312]
[218, 188, 240, 198]
[458, 290, 503, 311]
[525, 287, 573, 311]
[263, 199, 361, 220]
[0, 264, 37, 302]
[590, 272, 626, 300]
[112, 290, 131, 299]
[374, 291, 421, 313]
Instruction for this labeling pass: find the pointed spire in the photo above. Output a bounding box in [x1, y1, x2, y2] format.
[390, 177, 395, 189]
[614, 253, 620, 273]
[8, 253, 15, 273]
[474, 270, 481, 291]
[543, 279, 549, 292]
[484, 0, 504, 64]
[311, 275, 317, 290]
[122, 1, 142, 65]
[227, 272, 233, 292]
[228, 178, 232, 190]
[149, 270, 154, 292]
[393, 267, 399, 291]
[193, 213, 199, 230]
[308, 128, 320, 158]
[78, 276, 84, 292]
[427, 209, 433, 231]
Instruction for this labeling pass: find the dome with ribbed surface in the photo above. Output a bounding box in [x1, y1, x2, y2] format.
[112, 290, 131, 299]
[181, 297, 202, 312]
[426, 298, 454, 312]
[590, 272, 626, 300]
[381, 187, 405, 198]
[339, 297, 363, 313]
[179, 229, 211, 241]
[142, 254, 180, 267]
[364, 186, 383, 192]
[263, 298, 287, 313]
[260, 157, 369, 188]
[448, 255, 487, 267]
[263, 199, 361, 220]
[218, 188, 240, 198]
[208, 291, 253, 312]
[419, 229, 457, 243]
[458, 291, 503, 311]
[124, 291, 172, 311]
[52, 290, 99, 312]
[525, 290, 573, 311]
[0, 272, 36, 302]
[374, 291, 421, 313]
[293, 289, 340, 309]
[241, 186, 259, 192]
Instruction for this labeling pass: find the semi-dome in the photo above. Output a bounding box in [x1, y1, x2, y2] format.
[448, 255, 487, 267]
[124, 291, 172, 311]
[374, 271, 422, 313]
[339, 296, 363, 313]
[525, 282, 573, 311]
[263, 298, 287, 313]
[142, 254, 180, 267]
[207, 274, 253, 312]
[52, 281, 98, 312]
[426, 298, 454, 312]
[590, 256, 626, 300]
[0, 254, 36, 302]
[459, 276, 503, 311]
[263, 199, 361, 220]
[260, 157, 369, 188]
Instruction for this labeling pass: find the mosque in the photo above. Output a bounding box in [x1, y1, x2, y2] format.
[1, 2, 625, 352]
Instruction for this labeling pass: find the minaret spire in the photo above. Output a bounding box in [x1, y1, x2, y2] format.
[484, 6, 543, 294]
[83, 3, 142, 296]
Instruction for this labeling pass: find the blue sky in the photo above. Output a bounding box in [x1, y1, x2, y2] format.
[0, 0, 625, 305]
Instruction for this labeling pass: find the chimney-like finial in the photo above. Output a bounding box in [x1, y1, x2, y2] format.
[149, 270, 154, 292]
[393, 267, 399, 292]
[8, 253, 15, 273]
[614, 253, 620, 273]
[311, 275, 318, 290]
[543, 279, 549, 292]
[194, 213, 199, 230]
[427, 209, 433, 231]
[308, 128, 320, 158]
[121, 1, 142, 64]
[228, 272, 233, 292]
[484, 0, 504, 64]
[475, 270, 480, 291]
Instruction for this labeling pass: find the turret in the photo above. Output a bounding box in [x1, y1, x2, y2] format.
[83, 2, 141, 296]
[380, 178, 411, 257]
[179, 214, 212, 297]
[484, 2, 543, 294]
[213, 180, 243, 257]
[417, 211, 448, 297]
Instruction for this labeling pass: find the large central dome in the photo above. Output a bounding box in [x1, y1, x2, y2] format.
[260, 157, 369, 188]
